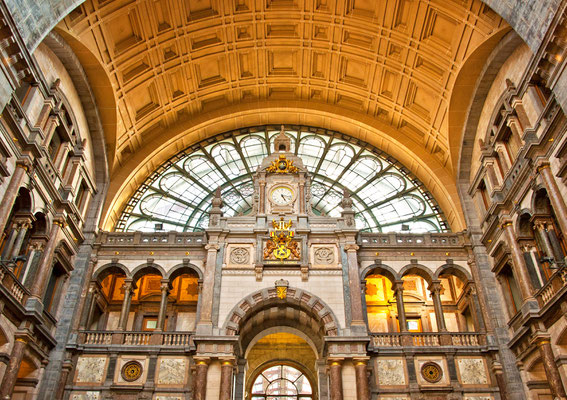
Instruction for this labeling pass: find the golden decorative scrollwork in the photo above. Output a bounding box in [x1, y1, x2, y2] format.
[268, 218, 296, 261]
[266, 154, 298, 174]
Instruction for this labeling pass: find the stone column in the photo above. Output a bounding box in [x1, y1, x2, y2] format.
[220, 359, 234, 400]
[353, 358, 370, 400]
[117, 279, 134, 331]
[80, 284, 98, 330]
[345, 244, 365, 329]
[501, 220, 535, 302]
[258, 179, 266, 214]
[55, 360, 72, 400]
[1, 228, 18, 260]
[429, 280, 447, 332]
[156, 280, 169, 331]
[0, 158, 32, 236]
[328, 359, 343, 400]
[28, 218, 64, 301]
[193, 358, 209, 400]
[537, 338, 567, 399]
[8, 218, 32, 259]
[533, 220, 558, 270]
[0, 336, 28, 399]
[393, 281, 407, 332]
[466, 285, 486, 332]
[197, 244, 219, 331]
[537, 162, 567, 237]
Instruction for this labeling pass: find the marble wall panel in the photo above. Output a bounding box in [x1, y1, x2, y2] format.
[457, 358, 489, 385]
[70, 392, 100, 400]
[156, 357, 187, 385]
[75, 356, 107, 384]
[376, 358, 406, 386]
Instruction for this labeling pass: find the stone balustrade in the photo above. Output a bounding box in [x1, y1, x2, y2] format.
[536, 265, 567, 308]
[370, 332, 486, 349]
[358, 232, 465, 247]
[97, 231, 207, 246]
[0, 261, 29, 305]
[80, 330, 194, 348]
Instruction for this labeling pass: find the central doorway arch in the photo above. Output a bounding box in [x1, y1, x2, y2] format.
[245, 332, 317, 400]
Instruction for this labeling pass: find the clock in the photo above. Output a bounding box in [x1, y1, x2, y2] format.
[270, 186, 294, 206]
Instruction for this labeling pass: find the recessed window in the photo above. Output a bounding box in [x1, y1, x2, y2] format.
[251, 365, 312, 400]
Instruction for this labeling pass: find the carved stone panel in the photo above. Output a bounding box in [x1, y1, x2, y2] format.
[463, 396, 492, 400]
[225, 244, 254, 268]
[310, 244, 339, 268]
[155, 396, 183, 400]
[156, 357, 187, 386]
[75, 356, 107, 384]
[456, 358, 489, 385]
[376, 358, 406, 386]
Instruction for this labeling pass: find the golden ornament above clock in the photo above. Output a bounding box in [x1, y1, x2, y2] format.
[266, 154, 298, 174]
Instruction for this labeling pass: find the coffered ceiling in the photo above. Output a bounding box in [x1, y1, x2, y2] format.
[55, 0, 509, 230]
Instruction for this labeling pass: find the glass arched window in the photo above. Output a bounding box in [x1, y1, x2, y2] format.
[115, 126, 448, 233]
[251, 365, 312, 400]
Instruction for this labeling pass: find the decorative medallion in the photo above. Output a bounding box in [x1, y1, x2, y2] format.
[266, 219, 300, 261]
[121, 360, 143, 382]
[314, 247, 335, 264]
[266, 154, 298, 174]
[229, 247, 250, 264]
[421, 362, 442, 383]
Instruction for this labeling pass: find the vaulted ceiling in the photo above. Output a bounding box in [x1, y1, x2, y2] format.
[54, 0, 510, 230]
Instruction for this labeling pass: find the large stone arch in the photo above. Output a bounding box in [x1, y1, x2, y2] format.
[222, 286, 341, 355]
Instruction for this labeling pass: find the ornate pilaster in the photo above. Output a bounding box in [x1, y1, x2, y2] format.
[197, 243, 220, 332]
[344, 243, 365, 330]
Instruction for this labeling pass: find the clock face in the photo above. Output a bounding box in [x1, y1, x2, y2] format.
[270, 186, 294, 206]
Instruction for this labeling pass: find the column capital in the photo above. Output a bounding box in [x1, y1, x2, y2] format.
[205, 244, 220, 251]
[15, 157, 33, 173]
[393, 280, 405, 292]
[194, 357, 211, 365]
[327, 358, 344, 367]
[535, 159, 551, 172]
[500, 218, 513, 229]
[352, 357, 370, 366]
[344, 244, 359, 252]
[428, 280, 443, 293]
[160, 281, 170, 292]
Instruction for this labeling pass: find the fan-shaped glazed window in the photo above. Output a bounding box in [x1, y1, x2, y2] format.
[115, 126, 448, 233]
[251, 365, 312, 400]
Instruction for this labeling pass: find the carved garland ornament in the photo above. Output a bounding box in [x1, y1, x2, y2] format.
[121, 360, 143, 382]
[229, 247, 250, 264]
[421, 362, 442, 383]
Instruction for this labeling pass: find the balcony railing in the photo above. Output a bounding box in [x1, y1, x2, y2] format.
[370, 332, 486, 348]
[97, 231, 206, 246]
[536, 266, 567, 309]
[80, 330, 194, 347]
[0, 262, 30, 305]
[358, 232, 465, 247]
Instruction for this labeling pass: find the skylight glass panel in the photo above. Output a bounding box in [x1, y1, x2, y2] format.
[116, 126, 447, 233]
